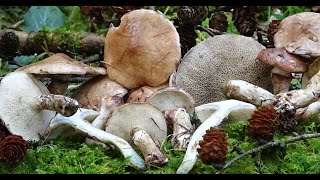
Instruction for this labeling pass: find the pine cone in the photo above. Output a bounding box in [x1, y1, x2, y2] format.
[178, 6, 209, 25]
[232, 6, 261, 37]
[197, 127, 228, 167]
[111, 6, 143, 16]
[176, 24, 198, 57]
[247, 106, 279, 141]
[80, 6, 109, 24]
[267, 20, 281, 46]
[0, 31, 20, 60]
[209, 11, 228, 32]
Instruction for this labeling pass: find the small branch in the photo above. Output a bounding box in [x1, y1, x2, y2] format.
[195, 25, 222, 36]
[216, 133, 320, 174]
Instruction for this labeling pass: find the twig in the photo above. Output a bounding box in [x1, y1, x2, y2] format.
[195, 25, 222, 36]
[11, 19, 24, 29]
[216, 133, 320, 174]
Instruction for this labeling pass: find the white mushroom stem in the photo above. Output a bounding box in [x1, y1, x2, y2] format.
[86, 96, 124, 146]
[295, 101, 320, 120]
[224, 80, 275, 106]
[271, 67, 292, 94]
[164, 108, 193, 149]
[36, 94, 79, 117]
[176, 100, 256, 174]
[131, 127, 168, 167]
[46, 109, 146, 170]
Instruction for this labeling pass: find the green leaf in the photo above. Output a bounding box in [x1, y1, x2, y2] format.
[23, 6, 66, 32]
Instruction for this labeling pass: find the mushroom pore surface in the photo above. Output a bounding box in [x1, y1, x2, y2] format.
[175, 34, 272, 106]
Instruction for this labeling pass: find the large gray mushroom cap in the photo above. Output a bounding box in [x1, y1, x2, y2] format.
[175, 34, 272, 106]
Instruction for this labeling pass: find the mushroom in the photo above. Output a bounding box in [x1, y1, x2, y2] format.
[104, 103, 168, 167]
[15, 53, 107, 95]
[46, 108, 146, 170]
[175, 34, 273, 106]
[71, 75, 128, 111]
[147, 87, 195, 149]
[126, 83, 168, 103]
[85, 95, 124, 147]
[104, 9, 181, 90]
[176, 99, 256, 174]
[257, 47, 308, 94]
[274, 12, 320, 57]
[0, 71, 79, 142]
[302, 57, 320, 89]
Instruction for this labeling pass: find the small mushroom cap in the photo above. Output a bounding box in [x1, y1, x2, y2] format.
[274, 12, 320, 57]
[176, 34, 272, 106]
[15, 53, 107, 78]
[104, 9, 180, 89]
[71, 75, 128, 111]
[0, 72, 55, 142]
[257, 48, 308, 73]
[127, 83, 168, 103]
[147, 86, 195, 115]
[105, 103, 167, 146]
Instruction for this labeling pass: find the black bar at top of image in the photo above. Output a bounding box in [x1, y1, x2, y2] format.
[0, 0, 319, 6]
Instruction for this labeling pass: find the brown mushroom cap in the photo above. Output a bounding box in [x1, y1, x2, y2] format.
[71, 75, 128, 111]
[0, 72, 56, 142]
[274, 12, 320, 57]
[105, 103, 167, 146]
[127, 83, 168, 103]
[104, 9, 180, 89]
[175, 34, 272, 106]
[257, 48, 308, 73]
[15, 53, 107, 79]
[147, 86, 195, 115]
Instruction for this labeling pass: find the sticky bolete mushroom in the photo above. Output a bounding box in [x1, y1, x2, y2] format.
[175, 34, 272, 106]
[104, 103, 168, 167]
[257, 47, 308, 94]
[15, 53, 107, 95]
[274, 12, 320, 57]
[71, 75, 128, 111]
[0, 71, 79, 142]
[147, 87, 195, 149]
[104, 9, 180, 89]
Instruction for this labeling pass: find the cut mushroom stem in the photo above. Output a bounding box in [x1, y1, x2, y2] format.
[176, 100, 256, 174]
[147, 87, 195, 149]
[164, 108, 193, 149]
[46, 109, 146, 170]
[224, 80, 275, 106]
[85, 96, 124, 146]
[271, 67, 292, 94]
[131, 127, 168, 167]
[36, 94, 79, 117]
[295, 101, 320, 120]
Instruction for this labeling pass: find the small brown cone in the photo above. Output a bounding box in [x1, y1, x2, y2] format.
[197, 127, 228, 167]
[178, 6, 209, 25]
[232, 6, 261, 36]
[247, 106, 279, 141]
[209, 11, 228, 33]
[267, 20, 281, 46]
